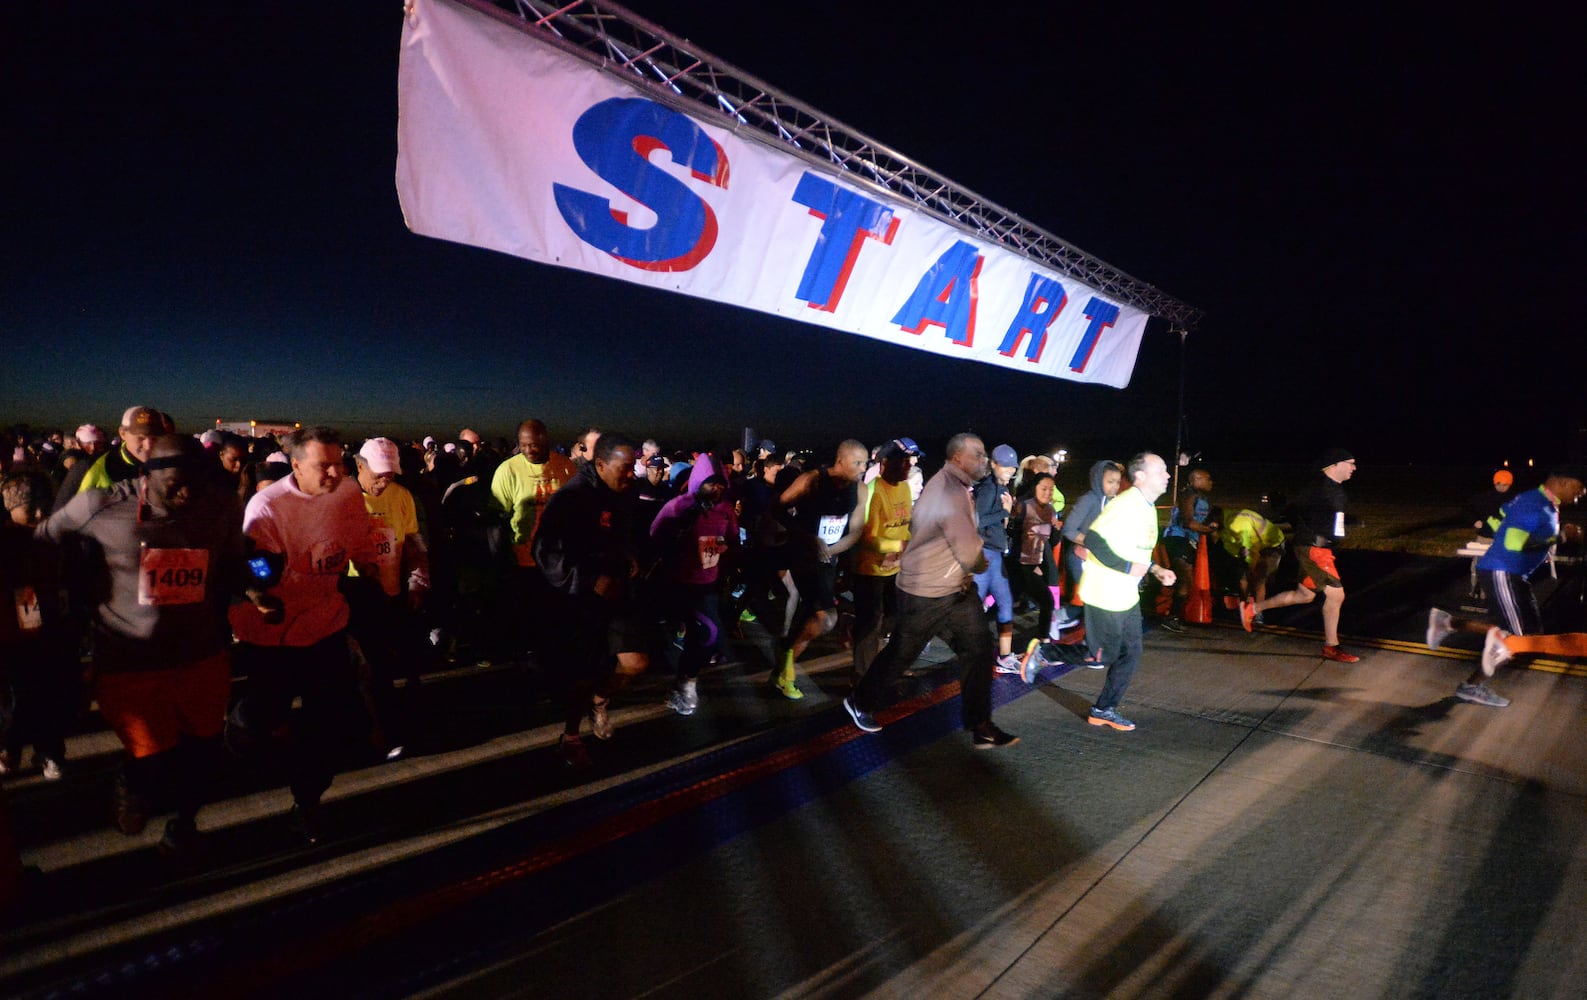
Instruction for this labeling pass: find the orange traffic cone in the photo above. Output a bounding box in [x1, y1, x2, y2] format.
[1184, 540, 1213, 624]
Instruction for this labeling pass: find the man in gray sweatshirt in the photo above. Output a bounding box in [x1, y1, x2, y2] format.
[843, 433, 1018, 749]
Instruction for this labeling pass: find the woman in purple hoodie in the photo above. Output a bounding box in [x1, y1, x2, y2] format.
[650, 455, 739, 716]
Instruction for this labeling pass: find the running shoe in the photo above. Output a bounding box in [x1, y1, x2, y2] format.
[971, 721, 1019, 748]
[843, 696, 882, 733]
[158, 817, 205, 861]
[1050, 615, 1080, 640]
[771, 666, 804, 700]
[114, 775, 149, 836]
[994, 653, 1023, 675]
[1088, 707, 1136, 731]
[1239, 600, 1257, 633]
[1321, 644, 1360, 663]
[1481, 627, 1513, 676]
[1455, 682, 1510, 707]
[1082, 648, 1107, 669]
[1159, 617, 1187, 634]
[1426, 608, 1454, 649]
[558, 733, 592, 769]
[589, 697, 614, 740]
[664, 689, 696, 717]
[0, 750, 13, 776]
[1018, 638, 1044, 684]
[289, 801, 326, 845]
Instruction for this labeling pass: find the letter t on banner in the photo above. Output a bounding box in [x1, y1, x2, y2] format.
[791, 172, 898, 313]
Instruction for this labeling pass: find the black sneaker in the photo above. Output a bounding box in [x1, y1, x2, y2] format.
[113, 776, 149, 836]
[843, 697, 881, 733]
[290, 801, 326, 846]
[971, 721, 1019, 749]
[158, 817, 207, 865]
[1158, 617, 1187, 634]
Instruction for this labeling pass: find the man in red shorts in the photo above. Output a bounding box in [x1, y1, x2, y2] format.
[1240, 449, 1360, 662]
[38, 435, 256, 858]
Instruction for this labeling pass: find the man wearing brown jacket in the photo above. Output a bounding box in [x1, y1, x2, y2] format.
[843, 433, 1018, 749]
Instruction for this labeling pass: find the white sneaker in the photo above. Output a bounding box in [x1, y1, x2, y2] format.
[664, 689, 696, 716]
[41, 757, 63, 781]
[1481, 627, 1513, 676]
[1455, 682, 1510, 708]
[994, 653, 1023, 675]
[1426, 608, 1454, 649]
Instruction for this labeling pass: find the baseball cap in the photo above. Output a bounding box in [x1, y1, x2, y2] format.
[991, 444, 1019, 468]
[358, 437, 401, 475]
[878, 438, 919, 461]
[75, 423, 106, 444]
[758, 438, 777, 454]
[645, 455, 667, 469]
[120, 406, 174, 436]
[1317, 447, 1355, 470]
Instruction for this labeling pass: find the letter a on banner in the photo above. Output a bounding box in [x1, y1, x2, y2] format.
[891, 242, 984, 347]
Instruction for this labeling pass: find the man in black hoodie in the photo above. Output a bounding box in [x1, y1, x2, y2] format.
[533, 433, 648, 768]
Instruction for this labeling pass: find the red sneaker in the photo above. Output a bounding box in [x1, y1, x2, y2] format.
[1321, 644, 1360, 663]
[1239, 600, 1256, 633]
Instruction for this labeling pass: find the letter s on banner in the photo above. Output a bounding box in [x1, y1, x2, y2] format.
[552, 98, 729, 272]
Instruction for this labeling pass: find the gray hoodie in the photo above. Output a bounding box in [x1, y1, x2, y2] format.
[1061, 460, 1120, 546]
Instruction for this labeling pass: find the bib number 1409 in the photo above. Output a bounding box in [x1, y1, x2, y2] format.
[139, 548, 210, 606]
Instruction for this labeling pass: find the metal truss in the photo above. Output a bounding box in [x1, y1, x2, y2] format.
[449, 0, 1202, 330]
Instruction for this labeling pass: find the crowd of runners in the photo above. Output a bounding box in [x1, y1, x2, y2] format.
[2, 410, 1583, 865]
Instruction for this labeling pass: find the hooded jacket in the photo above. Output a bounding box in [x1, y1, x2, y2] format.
[651, 455, 739, 585]
[1061, 461, 1118, 546]
[532, 463, 635, 601]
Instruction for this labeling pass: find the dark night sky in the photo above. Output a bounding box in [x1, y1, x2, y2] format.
[4, 3, 1580, 466]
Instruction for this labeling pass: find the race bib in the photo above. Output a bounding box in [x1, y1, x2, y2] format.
[13, 586, 42, 631]
[369, 524, 399, 567]
[817, 514, 848, 546]
[697, 535, 725, 571]
[1333, 512, 1345, 538]
[308, 539, 348, 576]
[138, 548, 209, 606]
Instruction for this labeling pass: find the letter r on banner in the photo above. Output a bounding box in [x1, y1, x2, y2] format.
[998, 274, 1067, 361]
[552, 98, 729, 272]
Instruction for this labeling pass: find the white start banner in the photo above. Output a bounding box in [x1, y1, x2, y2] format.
[396, 0, 1150, 387]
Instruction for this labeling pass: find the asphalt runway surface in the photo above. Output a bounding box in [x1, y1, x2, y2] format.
[3, 550, 1585, 998]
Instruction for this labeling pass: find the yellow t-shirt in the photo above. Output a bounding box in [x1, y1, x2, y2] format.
[854, 477, 912, 577]
[490, 452, 578, 567]
[1221, 509, 1284, 565]
[354, 482, 419, 597]
[1078, 488, 1157, 612]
